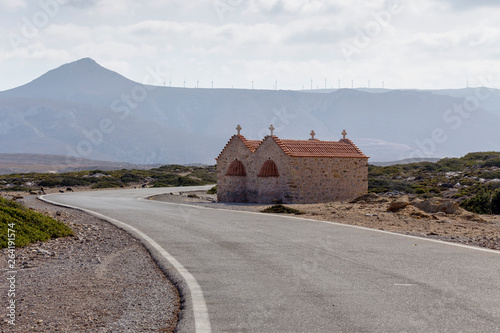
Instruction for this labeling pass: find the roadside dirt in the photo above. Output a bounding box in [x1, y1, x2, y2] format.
[152, 191, 500, 252]
[1, 195, 180, 333]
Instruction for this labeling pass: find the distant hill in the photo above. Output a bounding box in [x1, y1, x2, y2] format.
[0, 153, 160, 175]
[370, 158, 441, 167]
[1, 58, 500, 164]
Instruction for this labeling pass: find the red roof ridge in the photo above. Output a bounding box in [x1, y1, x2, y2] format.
[216, 135, 263, 160]
[339, 138, 367, 157]
[237, 135, 262, 152]
[268, 135, 293, 156]
[276, 137, 368, 158]
[217, 134, 368, 159]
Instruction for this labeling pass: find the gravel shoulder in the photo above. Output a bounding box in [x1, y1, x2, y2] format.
[1, 195, 180, 333]
[151, 191, 500, 252]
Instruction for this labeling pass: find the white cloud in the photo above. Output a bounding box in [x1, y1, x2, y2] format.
[438, 0, 500, 10]
[0, 0, 25, 10]
[0, 0, 499, 91]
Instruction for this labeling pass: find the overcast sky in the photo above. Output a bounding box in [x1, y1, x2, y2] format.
[0, 0, 499, 91]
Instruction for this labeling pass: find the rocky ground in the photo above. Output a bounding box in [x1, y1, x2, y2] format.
[0, 195, 180, 333]
[152, 191, 500, 251]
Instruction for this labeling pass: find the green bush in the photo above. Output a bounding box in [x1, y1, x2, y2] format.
[261, 204, 305, 215]
[482, 158, 500, 168]
[413, 187, 428, 195]
[436, 157, 467, 171]
[0, 197, 73, 248]
[39, 176, 92, 187]
[368, 179, 415, 194]
[153, 165, 191, 173]
[120, 173, 142, 183]
[1, 186, 32, 192]
[152, 175, 211, 188]
[460, 191, 492, 215]
[207, 186, 217, 195]
[91, 181, 121, 189]
[190, 169, 217, 183]
[492, 189, 500, 215]
[462, 152, 500, 161]
[478, 171, 500, 179]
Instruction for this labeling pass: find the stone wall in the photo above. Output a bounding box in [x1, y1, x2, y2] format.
[247, 137, 291, 203]
[217, 136, 252, 202]
[285, 157, 368, 203]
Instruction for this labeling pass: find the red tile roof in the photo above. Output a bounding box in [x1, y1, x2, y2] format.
[238, 135, 261, 152]
[217, 134, 368, 159]
[270, 136, 368, 158]
[216, 135, 261, 160]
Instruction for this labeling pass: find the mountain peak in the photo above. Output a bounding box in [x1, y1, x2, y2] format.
[45, 57, 121, 80]
[75, 57, 97, 64]
[1, 58, 137, 98]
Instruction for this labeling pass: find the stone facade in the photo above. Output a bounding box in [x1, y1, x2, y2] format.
[217, 128, 369, 204]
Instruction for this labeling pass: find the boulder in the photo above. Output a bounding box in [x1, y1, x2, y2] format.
[411, 198, 461, 215]
[350, 193, 388, 204]
[387, 197, 410, 212]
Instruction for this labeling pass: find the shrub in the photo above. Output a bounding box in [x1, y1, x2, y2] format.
[419, 162, 438, 172]
[437, 157, 467, 171]
[91, 181, 121, 189]
[478, 171, 500, 179]
[460, 191, 492, 215]
[413, 187, 428, 195]
[207, 186, 217, 195]
[492, 189, 500, 215]
[120, 173, 142, 183]
[190, 169, 217, 183]
[368, 165, 385, 177]
[0, 197, 73, 248]
[39, 176, 91, 187]
[177, 176, 204, 186]
[368, 179, 415, 194]
[153, 165, 191, 173]
[2, 186, 32, 192]
[261, 204, 305, 215]
[482, 158, 500, 168]
[462, 152, 500, 162]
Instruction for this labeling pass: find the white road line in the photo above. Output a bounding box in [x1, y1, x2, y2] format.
[394, 284, 417, 286]
[40, 195, 212, 333]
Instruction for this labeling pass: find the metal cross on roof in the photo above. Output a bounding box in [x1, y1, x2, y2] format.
[342, 129, 347, 140]
[310, 130, 316, 140]
[236, 124, 242, 135]
[269, 124, 275, 136]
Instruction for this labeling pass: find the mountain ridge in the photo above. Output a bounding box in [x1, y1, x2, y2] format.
[1, 58, 499, 164]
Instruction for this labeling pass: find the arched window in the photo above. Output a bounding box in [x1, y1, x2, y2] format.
[258, 160, 279, 177]
[226, 159, 246, 176]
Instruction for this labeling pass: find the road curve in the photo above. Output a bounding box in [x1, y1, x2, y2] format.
[42, 187, 500, 332]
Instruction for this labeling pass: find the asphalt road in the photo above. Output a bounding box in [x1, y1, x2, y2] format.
[42, 187, 500, 333]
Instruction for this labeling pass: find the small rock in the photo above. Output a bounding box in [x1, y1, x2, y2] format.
[37, 249, 52, 256]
